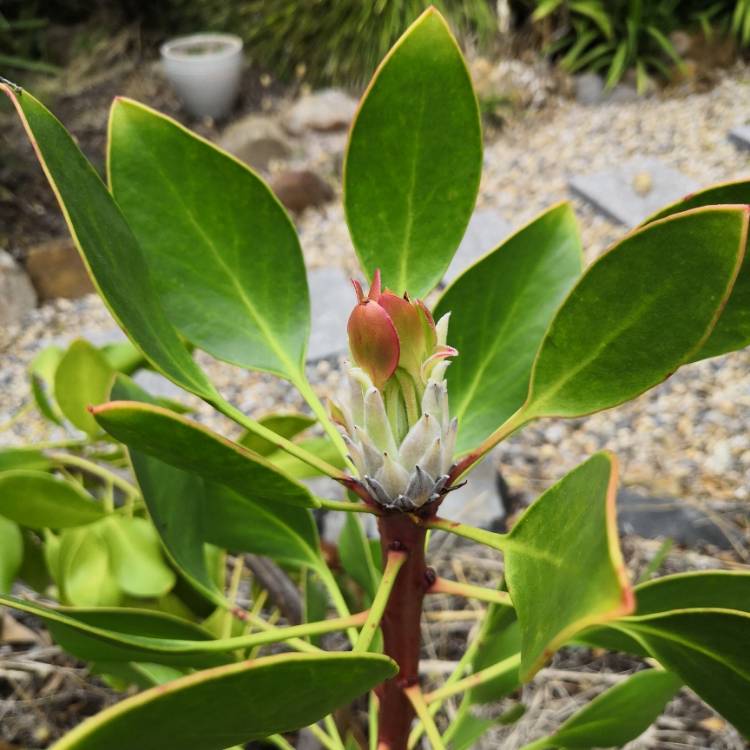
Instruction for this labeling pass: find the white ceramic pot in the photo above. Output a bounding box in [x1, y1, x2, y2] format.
[160, 33, 243, 119]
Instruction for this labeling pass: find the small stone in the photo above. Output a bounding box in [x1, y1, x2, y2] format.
[706, 439, 732, 474]
[218, 113, 293, 172]
[0, 249, 36, 326]
[284, 88, 358, 135]
[24, 238, 94, 301]
[439, 453, 505, 529]
[270, 170, 334, 213]
[632, 171, 653, 196]
[575, 72, 605, 105]
[729, 124, 750, 150]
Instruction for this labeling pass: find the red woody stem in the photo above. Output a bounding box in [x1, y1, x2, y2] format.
[375, 513, 432, 750]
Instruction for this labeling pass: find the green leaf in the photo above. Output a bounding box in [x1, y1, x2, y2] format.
[54, 339, 114, 436]
[51, 652, 396, 750]
[505, 453, 633, 680]
[29, 345, 65, 424]
[435, 203, 582, 453]
[522, 669, 682, 750]
[239, 413, 316, 456]
[339, 512, 380, 602]
[268, 436, 347, 478]
[344, 8, 482, 297]
[0, 594, 229, 668]
[604, 41, 628, 89]
[582, 570, 750, 656]
[619, 610, 750, 738]
[92, 400, 317, 508]
[108, 97, 310, 380]
[0, 447, 51, 472]
[0, 516, 23, 593]
[645, 180, 750, 359]
[100, 340, 146, 374]
[201, 483, 322, 569]
[101, 516, 176, 599]
[111, 375, 224, 606]
[0, 85, 216, 401]
[58, 524, 122, 607]
[0, 470, 105, 529]
[92, 661, 186, 691]
[521, 207, 748, 422]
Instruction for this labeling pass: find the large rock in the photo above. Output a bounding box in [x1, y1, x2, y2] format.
[270, 170, 334, 213]
[284, 88, 358, 134]
[307, 267, 354, 361]
[25, 238, 94, 300]
[0, 249, 36, 327]
[218, 113, 293, 172]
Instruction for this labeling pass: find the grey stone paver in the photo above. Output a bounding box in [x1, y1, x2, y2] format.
[444, 210, 511, 285]
[307, 266, 354, 362]
[569, 158, 699, 227]
[729, 124, 750, 150]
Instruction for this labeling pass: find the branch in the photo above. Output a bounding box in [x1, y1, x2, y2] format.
[245, 554, 303, 624]
[427, 577, 512, 607]
[214, 396, 346, 479]
[423, 653, 521, 704]
[413, 515, 509, 552]
[404, 685, 446, 750]
[354, 549, 408, 652]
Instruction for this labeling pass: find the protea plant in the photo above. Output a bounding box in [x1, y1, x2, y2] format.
[1, 6, 749, 750]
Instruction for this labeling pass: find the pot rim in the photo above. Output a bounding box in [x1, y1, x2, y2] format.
[160, 33, 243, 63]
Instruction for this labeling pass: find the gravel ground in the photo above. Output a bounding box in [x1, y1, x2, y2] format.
[2, 63, 750, 748]
[3, 66, 750, 509]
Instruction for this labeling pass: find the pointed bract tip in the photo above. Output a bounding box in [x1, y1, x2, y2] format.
[369, 268, 382, 299]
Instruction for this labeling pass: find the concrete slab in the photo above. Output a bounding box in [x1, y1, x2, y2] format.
[569, 158, 698, 227]
[444, 209, 511, 285]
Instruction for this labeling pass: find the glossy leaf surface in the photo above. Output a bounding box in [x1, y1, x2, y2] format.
[0, 471, 105, 529]
[344, 8, 482, 297]
[0, 516, 23, 593]
[201, 483, 321, 569]
[0, 85, 216, 400]
[92, 401, 317, 508]
[58, 525, 121, 607]
[505, 453, 633, 680]
[54, 339, 114, 436]
[522, 669, 682, 749]
[111, 375, 223, 605]
[101, 516, 176, 598]
[339, 512, 380, 602]
[621, 609, 750, 737]
[523, 207, 747, 420]
[0, 447, 51, 472]
[52, 652, 396, 750]
[0, 594, 228, 668]
[645, 179, 750, 359]
[435, 203, 582, 452]
[109, 98, 310, 378]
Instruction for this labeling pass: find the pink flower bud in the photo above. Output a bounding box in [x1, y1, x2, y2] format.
[347, 271, 400, 390]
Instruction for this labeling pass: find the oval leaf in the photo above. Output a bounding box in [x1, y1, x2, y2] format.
[51, 652, 396, 750]
[645, 179, 750, 360]
[0, 85, 216, 401]
[202, 483, 321, 569]
[54, 339, 114, 436]
[435, 203, 582, 452]
[101, 516, 176, 599]
[505, 453, 634, 680]
[0, 471, 105, 529]
[109, 98, 310, 379]
[0, 594, 228, 668]
[522, 206, 748, 420]
[344, 8, 482, 297]
[58, 525, 122, 607]
[621, 609, 750, 738]
[91, 401, 317, 508]
[522, 669, 682, 749]
[0, 516, 23, 593]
